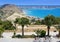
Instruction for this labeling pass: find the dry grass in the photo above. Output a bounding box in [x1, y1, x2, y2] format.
[4, 25, 57, 32]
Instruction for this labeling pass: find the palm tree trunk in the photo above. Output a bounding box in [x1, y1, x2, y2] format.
[22, 25, 24, 37]
[47, 26, 50, 36]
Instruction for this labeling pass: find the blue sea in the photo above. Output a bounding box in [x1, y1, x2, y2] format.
[22, 8, 60, 18]
[19, 5, 60, 18]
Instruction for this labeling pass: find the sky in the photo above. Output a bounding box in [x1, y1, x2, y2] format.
[0, 0, 60, 5]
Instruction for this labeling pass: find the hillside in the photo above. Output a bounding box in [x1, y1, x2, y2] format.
[0, 4, 25, 20]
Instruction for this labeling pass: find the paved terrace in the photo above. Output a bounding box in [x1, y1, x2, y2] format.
[0, 37, 60, 42]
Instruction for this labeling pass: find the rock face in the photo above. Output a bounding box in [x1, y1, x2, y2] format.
[0, 4, 26, 21]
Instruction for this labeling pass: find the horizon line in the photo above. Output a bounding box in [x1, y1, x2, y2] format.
[0, 4, 60, 6]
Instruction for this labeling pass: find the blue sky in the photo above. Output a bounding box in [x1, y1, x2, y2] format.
[0, 0, 60, 5]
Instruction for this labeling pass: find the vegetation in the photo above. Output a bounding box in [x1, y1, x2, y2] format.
[35, 29, 46, 37]
[13, 18, 19, 36]
[35, 29, 41, 37]
[44, 15, 56, 36]
[0, 14, 60, 38]
[0, 26, 4, 37]
[0, 19, 16, 37]
[40, 30, 46, 37]
[12, 34, 35, 38]
[31, 18, 35, 23]
[30, 18, 36, 24]
[41, 20, 45, 25]
[13, 30, 16, 37]
[15, 17, 30, 37]
[54, 25, 60, 37]
[12, 34, 22, 38]
[34, 20, 41, 25]
[2, 21, 15, 30]
[0, 4, 60, 38]
[0, 19, 4, 37]
[55, 17, 60, 24]
[23, 35, 35, 38]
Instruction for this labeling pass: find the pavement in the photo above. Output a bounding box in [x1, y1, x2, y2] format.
[0, 37, 60, 42]
[0, 32, 59, 42]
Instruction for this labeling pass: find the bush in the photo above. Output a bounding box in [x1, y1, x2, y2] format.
[2, 21, 16, 30]
[35, 29, 41, 37]
[40, 30, 46, 37]
[12, 34, 22, 38]
[0, 27, 4, 37]
[34, 20, 41, 25]
[35, 29, 46, 37]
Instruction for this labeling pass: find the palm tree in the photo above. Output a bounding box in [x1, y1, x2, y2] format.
[54, 25, 60, 37]
[44, 15, 56, 36]
[15, 17, 30, 37]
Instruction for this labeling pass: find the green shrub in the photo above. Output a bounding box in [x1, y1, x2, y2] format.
[35, 29, 46, 37]
[0, 27, 4, 37]
[35, 29, 41, 37]
[40, 30, 46, 37]
[34, 20, 41, 25]
[31, 34, 36, 38]
[2, 21, 16, 30]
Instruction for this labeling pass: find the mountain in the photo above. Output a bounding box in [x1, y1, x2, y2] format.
[0, 4, 26, 21]
[1, 4, 23, 13]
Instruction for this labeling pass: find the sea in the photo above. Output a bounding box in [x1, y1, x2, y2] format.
[18, 5, 60, 18]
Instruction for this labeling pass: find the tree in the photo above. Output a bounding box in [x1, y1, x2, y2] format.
[41, 20, 45, 25]
[0, 26, 4, 37]
[54, 25, 60, 37]
[34, 20, 41, 25]
[0, 19, 4, 37]
[31, 18, 36, 24]
[35, 29, 41, 37]
[2, 21, 15, 30]
[44, 15, 56, 36]
[35, 29, 46, 37]
[13, 18, 19, 36]
[55, 17, 60, 24]
[15, 17, 30, 37]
